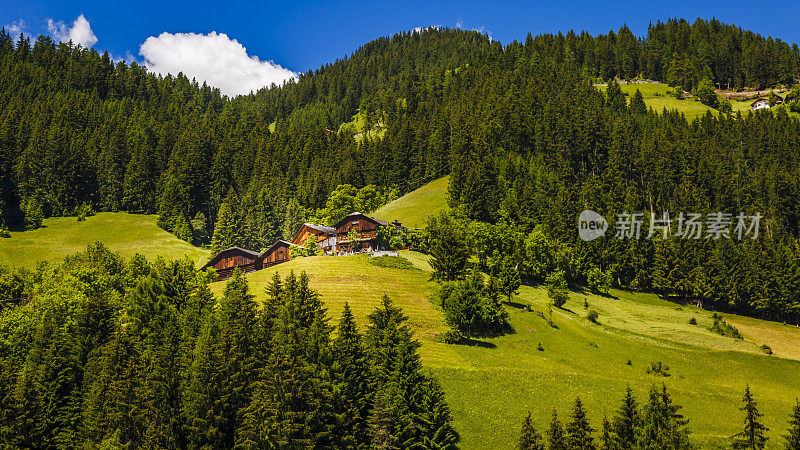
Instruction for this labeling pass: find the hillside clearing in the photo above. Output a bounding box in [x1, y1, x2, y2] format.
[213, 251, 800, 449]
[372, 175, 450, 228]
[597, 82, 800, 120]
[0, 212, 210, 268]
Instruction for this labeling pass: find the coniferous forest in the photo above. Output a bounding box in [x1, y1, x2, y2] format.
[2, 18, 800, 322]
[2, 15, 800, 447]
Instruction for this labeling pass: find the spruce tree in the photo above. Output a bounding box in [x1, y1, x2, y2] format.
[612, 385, 640, 448]
[547, 410, 568, 450]
[330, 302, 371, 447]
[733, 385, 768, 449]
[565, 397, 595, 449]
[519, 411, 544, 450]
[785, 399, 800, 450]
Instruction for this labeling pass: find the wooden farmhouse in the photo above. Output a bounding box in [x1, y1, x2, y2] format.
[334, 212, 389, 254]
[200, 212, 397, 280]
[262, 240, 295, 267]
[200, 247, 264, 281]
[291, 223, 336, 253]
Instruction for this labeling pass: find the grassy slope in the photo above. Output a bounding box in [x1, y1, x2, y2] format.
[597, 83, 799, 121]
[0, 212, 210, 268]
[372, 176, 450, 229]
[212, 252, 800, 449]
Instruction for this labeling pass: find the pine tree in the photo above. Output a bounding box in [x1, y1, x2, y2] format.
[330, 302, 371, 447]
[519, 411, 544, 450]
[547, 411, 568, 450]
[211, 199, 238, 252]
[785, 399, 800, 450]
[611, 385, 640, 448]
[428, 213, 469, 282]
[566, 397, 595, 449]
[733, 385, 768, 449]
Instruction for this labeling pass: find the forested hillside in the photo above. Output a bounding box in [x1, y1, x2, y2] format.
[1, 20, 800, 322]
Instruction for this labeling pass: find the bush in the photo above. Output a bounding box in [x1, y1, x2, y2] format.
[689, 317, 697, 325]
[587, 309, 599, 323]
[0, 226, 9, 238]
[696, 77, 718, 108]
[24, 199, 45, 230]
[587, 267, 612, 294]
[760, 344, 772, 355]
[545, 270, 569, 308]
[75, 203, 95, 222]
[439, 330, 464, 344]
[709, 315, 742, 339]
[718, 97, 732, 114]
[646, 361, 671, 377]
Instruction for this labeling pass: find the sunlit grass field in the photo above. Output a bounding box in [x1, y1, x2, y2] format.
[214, 251, 800, 449]
[372, 175, 450, 229]
[0, 212, 210, 268]
[597, 82, 800, 121]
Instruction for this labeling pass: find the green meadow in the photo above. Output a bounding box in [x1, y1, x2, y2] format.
[213, 252, 800, 449]
[372, 175, 450, 229]
[596, 82, 800, 121]
[0, 212, 210, 268]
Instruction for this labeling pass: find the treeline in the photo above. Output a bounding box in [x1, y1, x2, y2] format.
[527, 18, 800, 90]
[0, 243, 457, 448]
[517, 384, 800, 449]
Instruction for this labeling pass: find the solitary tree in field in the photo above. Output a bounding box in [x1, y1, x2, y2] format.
[518, 412, 544, 450]
[786, 399, 800, 449]
[546, 271, 570, 308]
[733, 385, 768, 449]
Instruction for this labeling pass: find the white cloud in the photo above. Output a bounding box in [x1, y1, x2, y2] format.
[47, 14, 97, 47]
[139, 31, 297, 97]
[413, 25, 440, 34]
[5, 20, 25, 41]
[454, 18, 492, 41]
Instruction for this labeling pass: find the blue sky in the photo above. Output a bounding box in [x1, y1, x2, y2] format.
[3, 0, 799, 95]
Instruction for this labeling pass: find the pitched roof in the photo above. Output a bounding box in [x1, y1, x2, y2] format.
[333, 212, 389, 229]
[261, 239, 295, 256]
[200, 246, 262, 270]
[302, 223, 335, 235]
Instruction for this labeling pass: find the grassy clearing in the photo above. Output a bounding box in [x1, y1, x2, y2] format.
[598, 82, 800, 121]
[372, 176, 450, 229]
[337, 108, 387, 141]
[0, 212, 210, 268]
[213, 252, 800, 449]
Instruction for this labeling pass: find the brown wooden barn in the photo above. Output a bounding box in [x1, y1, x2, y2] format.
[262, 240, 295, 267]
[200, 246, 264, 281]
[334, 212, 388, 254]
[291, 223, 336, 253]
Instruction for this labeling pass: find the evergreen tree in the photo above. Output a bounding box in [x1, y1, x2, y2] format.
[211, 199, 238, 252]
[733, 385, 768, 449]
[565, 397, 595, 449]
[611, 385, 640, 448]
[785, 399, 800, 450]
[428, 212, 469, 282]
[519, 411, 544, 450]
[547, 411, 568, 450]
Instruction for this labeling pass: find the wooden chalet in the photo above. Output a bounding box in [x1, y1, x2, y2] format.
[291, 223, 336, 253]
[333, 212, 389, 254]
[262, 240, 295, 267]
[200, 246, 264, 281]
